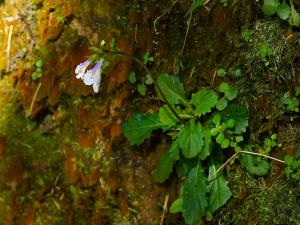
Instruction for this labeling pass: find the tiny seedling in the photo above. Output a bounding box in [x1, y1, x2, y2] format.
[31, 59, 44, 80]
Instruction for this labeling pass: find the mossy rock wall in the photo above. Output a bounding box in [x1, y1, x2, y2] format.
[0, 0, 300, 224]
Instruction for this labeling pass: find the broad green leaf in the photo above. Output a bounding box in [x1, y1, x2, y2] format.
[208, 163, 232, 213]
[216, 132, 224, 144]
[175, 158, 198, 177]
[262, 0, 279, 16]
[241, 154, 270, 176]
[276, 0, 290, 20]
[199, 129, 212, 160]
[289, 3, 300, 26]
[122, 113, 164, 145]
[191, 89, 218, 116]
[156, 73, 186, 105]
[178, 121, 204, 158]
[170, 142, 180, 161]
[186, 0, 205, 15]
[182, 163, 208, 225]
[225, 86, 238, 101]
[170, 198, 183, 213]
[221, 104, 248, 134]
[153, 144, 178, 183]
[216, 97, 228, 111]
[159, 105, 178, 126]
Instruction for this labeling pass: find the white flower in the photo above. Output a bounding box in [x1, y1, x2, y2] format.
[75, 60, 91, 79]
[82, 59, 104, 93]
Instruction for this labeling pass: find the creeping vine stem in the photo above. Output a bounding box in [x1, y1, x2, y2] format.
[103, 50, 184, 122]
[208, 150, 286, 182]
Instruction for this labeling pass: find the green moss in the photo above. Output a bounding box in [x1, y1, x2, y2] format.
[209, 166, 300, 225]
[0, 79, 61, 168]
[237, 19, 293, 110]
[0, 77, 64, 222]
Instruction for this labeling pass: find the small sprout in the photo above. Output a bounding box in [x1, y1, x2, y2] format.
[232, 68, 242, 77]
[31, 59, 44, 80]
[128, 72, 136, 84]
[241, 29, 252, 42]
[235, 135, 243, 143]
[137, 83, 147, 96]
[217, 68, 226, 78]
[100, 40, 106, 46]
[145, 73, 153, 85]
[259, 44, 273, 63]
[35, 59, 44, 68]
[221, 138, 230, 148]
[226, 118, 235, 128]
[210, 127, 219, 136]
[212, 114, 221, 125]
[143, 52, 154, 65]
[284, 155, 293, 165]
[216, 132, 225, 144]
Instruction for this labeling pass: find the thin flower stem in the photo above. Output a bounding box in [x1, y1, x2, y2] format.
[239, 150, 286, 164]
[28, 81, 42, 116]
[104, 50, 183, 122]
[209, 153, 237, 182]
[209, 150, 286, 182]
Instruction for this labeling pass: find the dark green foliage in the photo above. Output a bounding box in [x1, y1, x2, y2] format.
[182, 163, 207, 225]
[153, 144, 179, 183]
[262, 0, 300, 27]
[178, 121, 204, 158]
[123, 74, 250, 224]
[191, 90, 218, 116]
[156, 73, 187, 105]
[277, 0, 290, 20]
[31, 59, 44, 80]
[159, 105, 178, 126]
[283, 155, 300, 180]
[241, 154, 270, 176]
[208, 171, 232, 213]
[262, 0, 280, 16]
[170, 198, 183, 214]
[220, 104, 248, 134]
[210, 167, 300, 225]
[122, 113, 165, 145]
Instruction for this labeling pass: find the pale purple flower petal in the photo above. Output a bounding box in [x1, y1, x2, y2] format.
[93, 71, 101, 93]
[77, 59, 104, 93]
[83, 71, 94, 85]
[75, 60, 91, 79]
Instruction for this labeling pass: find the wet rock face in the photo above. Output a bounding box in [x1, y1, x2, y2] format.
[1, 0, 300, 224]
[0, 0, 171, 224]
